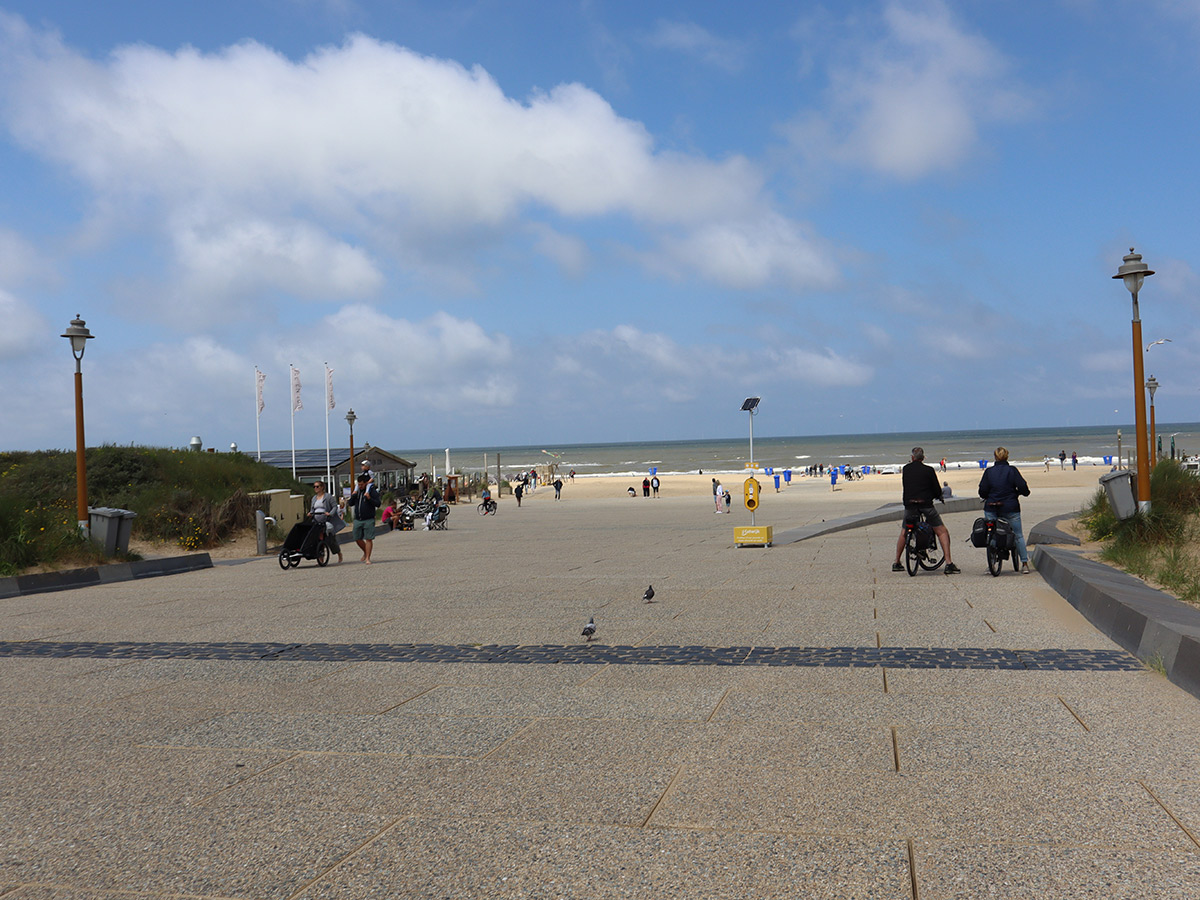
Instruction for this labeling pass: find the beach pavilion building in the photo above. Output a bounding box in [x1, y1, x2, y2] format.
[257, 446, 416, 494]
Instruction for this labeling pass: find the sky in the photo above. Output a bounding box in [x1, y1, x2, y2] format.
[1, 0, 1198, 455]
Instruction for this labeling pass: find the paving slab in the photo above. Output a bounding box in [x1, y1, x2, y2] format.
[5, 481, 1200, 897]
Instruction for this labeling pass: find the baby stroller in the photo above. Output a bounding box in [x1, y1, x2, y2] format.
[278, 519, 331, 569]
[425, 503, 450, 530]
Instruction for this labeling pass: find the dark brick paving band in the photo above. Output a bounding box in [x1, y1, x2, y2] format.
[0, 640, 1143, 670]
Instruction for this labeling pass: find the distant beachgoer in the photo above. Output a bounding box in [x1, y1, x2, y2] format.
[723, 488, 731, 513]
[515, 484, 523, 507]
[942, 481, 954, 498]
[1044, 456, 1051, 472]
[1071, 451, 1078, 471]
[1059, 450, 1067, 469]
[628, 486, 636, 497]
[569, 469, 575, 482]
[651, 475, 660, 498]
[940, 458, 947, 472]
[714, 481, 724, 513]
[642, 477, 651, 498]
[553, 478, 563, 500]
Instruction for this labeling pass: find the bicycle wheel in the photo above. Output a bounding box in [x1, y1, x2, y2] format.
[478, 503, 488, 516]
[905, 530, 920, 576]
[986, 540, 1003, 577]
[919, 539, 945, 571]
[278, 549, 291, 571]
[1011, 547, 1020, 571]
[316, 543, 330, 567]
[488, 503, 496, 515]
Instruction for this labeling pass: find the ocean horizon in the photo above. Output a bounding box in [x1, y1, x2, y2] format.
[408, 422, 1200, 480]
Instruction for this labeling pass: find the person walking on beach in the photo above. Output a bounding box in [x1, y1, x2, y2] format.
[651, 475, 660, 498]
[1071, 451, 1078, 471]
[642, 477, 651, 498]
[714, 480, 724, 513]
[514, 483, 523, 507]
[553, 477, 563, 500]
[893, 447, 959, 574]
[1059, 450, 1067, 469]
[979, 446, 1032, 574]
[348, 473, 380, 564]
[712, 478, 719, 509]
[724, 488, 731, 513]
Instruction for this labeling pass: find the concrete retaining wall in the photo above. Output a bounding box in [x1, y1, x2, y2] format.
[1034, 546, 1200, 701]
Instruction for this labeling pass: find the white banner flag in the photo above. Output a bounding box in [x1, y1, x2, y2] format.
[290, 365, 302, 412]
[255, 368, 266, 415]
[325, 364, 335, 411]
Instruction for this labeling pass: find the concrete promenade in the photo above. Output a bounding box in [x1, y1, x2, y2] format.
[3, 479, 1200, 898]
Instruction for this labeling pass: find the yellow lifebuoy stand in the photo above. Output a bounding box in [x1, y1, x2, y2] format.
[735, 476, 772, 547]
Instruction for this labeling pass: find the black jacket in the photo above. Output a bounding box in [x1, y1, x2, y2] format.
[978, 461, 1030, 515]
[902, 461, 943, 507]
[348, 484, 380, 522]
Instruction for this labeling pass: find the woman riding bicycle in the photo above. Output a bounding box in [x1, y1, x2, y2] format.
[978, 447, 1032, 574]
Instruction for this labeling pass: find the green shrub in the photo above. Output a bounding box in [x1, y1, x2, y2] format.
[0, 446, 302, 569]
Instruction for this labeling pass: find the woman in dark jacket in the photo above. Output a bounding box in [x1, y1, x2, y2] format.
[978, 447, 1032, 573]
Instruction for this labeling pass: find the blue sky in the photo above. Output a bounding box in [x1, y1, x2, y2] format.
[1, 0, 1198, 454]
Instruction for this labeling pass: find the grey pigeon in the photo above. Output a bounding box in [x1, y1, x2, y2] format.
[581, 616, 596, 641]
[642, 584, 655, 603]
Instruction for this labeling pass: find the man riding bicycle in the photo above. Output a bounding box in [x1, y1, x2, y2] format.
[893, 446, 960, 574]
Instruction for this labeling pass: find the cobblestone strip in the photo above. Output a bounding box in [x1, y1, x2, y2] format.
[0, 640, 1144, 670]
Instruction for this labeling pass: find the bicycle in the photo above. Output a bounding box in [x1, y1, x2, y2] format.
[984, 516, 1020, 577]
[903, 508, 945, 576]
[478, 497, 497, 515]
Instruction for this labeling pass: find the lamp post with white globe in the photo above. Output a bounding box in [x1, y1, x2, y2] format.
[1113, 249, 1154, 513]
[61, 316, 94, 534]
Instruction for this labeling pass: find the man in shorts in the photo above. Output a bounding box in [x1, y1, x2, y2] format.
[893, 446, 959, 574]
[348, 473, 381, 564]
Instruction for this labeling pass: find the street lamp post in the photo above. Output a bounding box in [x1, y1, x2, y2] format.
[1113, 249, 1154, 513]
[345, 408, 357, 492]
[1146, 375, 1159, 471]
[61, 316, 94, 534]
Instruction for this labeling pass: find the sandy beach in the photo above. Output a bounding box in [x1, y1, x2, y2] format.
[544, 462, 1108, 506]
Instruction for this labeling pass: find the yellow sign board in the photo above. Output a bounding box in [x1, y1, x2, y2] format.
[734, 525, 773, 548]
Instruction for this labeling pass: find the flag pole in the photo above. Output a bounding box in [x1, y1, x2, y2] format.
[289, 364, 298, 479]
[254, 367, 263, 461]
[324, 363, 333, 488]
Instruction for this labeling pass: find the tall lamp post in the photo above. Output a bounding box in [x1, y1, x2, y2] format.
[61, 316, 94, 534]
[345, 408, 357, 492]
[1146, 375, 1159, 471]
[1113, 248, 1154, 513]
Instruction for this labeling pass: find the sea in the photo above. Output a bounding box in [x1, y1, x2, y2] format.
[414, 423, 1200, 479]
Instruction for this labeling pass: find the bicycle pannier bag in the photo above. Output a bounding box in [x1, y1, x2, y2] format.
[993, 517, 1016, 551]
[970, 517, 989, 548]
[915, 522, 934, 550]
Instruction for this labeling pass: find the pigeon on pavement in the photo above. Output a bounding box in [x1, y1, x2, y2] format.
[581, 616, 596, 641]
[642, 584, 655, 603]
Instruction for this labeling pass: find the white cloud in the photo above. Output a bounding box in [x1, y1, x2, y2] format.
[764, 345, 873, 386]
[642, 20, 746, 72]
[171, 216, 382, 306]
[0, 229, 54, 288]
[789, 1, 1031, 179]
[0, 14, 831, 308]
[0, 289, 46, 360]
[529, 223, 590, 276]
[653, 214, 838, 290]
